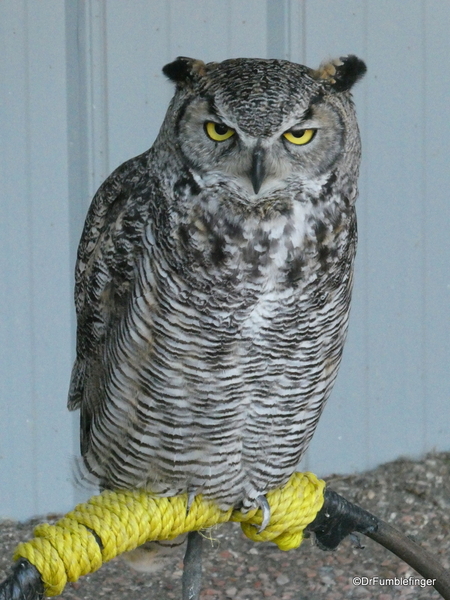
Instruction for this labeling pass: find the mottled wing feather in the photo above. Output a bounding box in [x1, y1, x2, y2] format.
[68, 151, 153, 452]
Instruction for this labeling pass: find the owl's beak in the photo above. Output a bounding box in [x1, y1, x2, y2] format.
[249, 145, 266, 194]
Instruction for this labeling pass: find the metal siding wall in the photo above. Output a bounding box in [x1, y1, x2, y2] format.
[423, 2, 450, 450]
[1, 1, 75, 519]
[105, 0, 268, 174]
[363, 1, 426, 465]
[1, 0, 449, 520]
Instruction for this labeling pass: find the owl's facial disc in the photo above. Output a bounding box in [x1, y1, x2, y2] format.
[176, 97, 343, 199]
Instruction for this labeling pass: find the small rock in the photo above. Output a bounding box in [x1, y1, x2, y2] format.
[276, 574, 290, 585]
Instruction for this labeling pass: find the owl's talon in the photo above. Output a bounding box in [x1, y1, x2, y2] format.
[186, 490, 196, 515]
[255, 495, 271, 532]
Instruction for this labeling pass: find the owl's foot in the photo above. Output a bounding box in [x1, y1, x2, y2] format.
[186, 489, 196, 514]
[124, 535, 187, 573]
[255, 495, 271, 533]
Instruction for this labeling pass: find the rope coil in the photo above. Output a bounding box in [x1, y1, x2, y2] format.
[13, 472, 324, 597]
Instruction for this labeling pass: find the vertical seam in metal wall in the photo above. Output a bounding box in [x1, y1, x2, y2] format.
[289, 0, 305, 64]
[226, 0, 231, 58]
[23, 0, 39, 516]
[420, 0, 428, 452]
[286, 0, 291, 59]
[85, 0, 110, 198]
[266, 0, 288, 60]
[101, 1, 109, 180]
[301, 0, 306, 64]
[361, 0, 370, 469]
[65, 0, 84, 504]
[65, 0, 111, 504]
[166, 1, 172, 60]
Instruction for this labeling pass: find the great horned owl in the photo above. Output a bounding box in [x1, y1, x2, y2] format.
[69, 56, 366, 525]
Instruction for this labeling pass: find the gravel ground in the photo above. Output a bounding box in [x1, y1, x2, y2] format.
[1, 452, 449, 600]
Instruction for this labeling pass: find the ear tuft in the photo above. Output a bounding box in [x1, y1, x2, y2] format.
[162, 57, 206, 87]
[312, 55, 366, 92]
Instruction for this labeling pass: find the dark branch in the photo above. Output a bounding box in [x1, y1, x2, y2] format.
[307, 488, 450, 600]
[182, 531, 203, 600]
[367, 519, 450, 600]
[0, 560, 43, 600]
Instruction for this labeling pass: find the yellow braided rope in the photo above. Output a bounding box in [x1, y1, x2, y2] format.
[13, 471, 325, 597]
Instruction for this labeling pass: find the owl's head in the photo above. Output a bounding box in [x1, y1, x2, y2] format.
[160, 56, 366, 201]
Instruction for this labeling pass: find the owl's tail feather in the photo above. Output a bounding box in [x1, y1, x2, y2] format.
[1, 474, 450, 600]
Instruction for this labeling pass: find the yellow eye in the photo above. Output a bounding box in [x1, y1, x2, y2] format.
[205, 121, 235, 142]
[283, 128, 316, 145]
